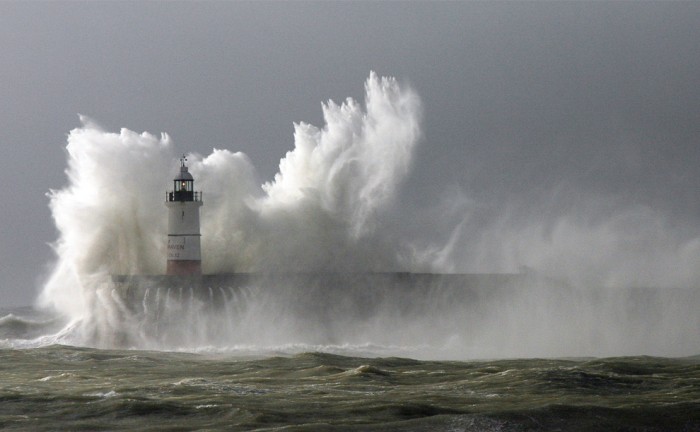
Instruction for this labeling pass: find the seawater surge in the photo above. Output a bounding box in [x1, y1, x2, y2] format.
[39, 72, 427, 351]
[33, 72, 700, 358]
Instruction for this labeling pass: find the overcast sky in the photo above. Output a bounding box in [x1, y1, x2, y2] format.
[2, 2, 700, 306]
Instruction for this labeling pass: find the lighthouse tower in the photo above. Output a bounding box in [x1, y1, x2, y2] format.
[166, 156, 203, 275]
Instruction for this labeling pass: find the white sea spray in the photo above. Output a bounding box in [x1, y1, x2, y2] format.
[29, 72, 700, 358]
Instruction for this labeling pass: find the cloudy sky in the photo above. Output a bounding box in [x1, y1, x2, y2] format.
[2, 2, 700, 306]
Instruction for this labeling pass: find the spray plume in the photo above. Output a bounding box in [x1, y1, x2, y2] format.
[38, 73, 424, 336]
[199, 72, 421, 273]
[33, 73, 700, 358]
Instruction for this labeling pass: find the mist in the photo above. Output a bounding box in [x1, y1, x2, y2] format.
[33, 72, 700, 359]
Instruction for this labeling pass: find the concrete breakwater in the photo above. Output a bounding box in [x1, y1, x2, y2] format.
[111, 272, 525, 316]
[103, 272, 700, 356]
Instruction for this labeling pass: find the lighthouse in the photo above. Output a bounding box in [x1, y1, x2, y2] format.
[165, 155, 203, 275]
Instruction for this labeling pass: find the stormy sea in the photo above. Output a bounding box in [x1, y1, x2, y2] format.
[4, 269, 700, 432]
[5, 73, 700, 430]
[2, 300, 700, 432]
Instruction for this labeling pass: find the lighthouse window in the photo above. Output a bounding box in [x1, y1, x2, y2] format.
[175, 180, 193, 192]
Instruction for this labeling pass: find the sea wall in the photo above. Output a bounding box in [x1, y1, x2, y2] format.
[103, 273, 700, 357]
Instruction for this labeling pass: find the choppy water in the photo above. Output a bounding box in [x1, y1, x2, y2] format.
[2, 309, 700, 431]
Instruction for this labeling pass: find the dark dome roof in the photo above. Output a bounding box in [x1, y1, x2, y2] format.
[175, 166, 194, 181]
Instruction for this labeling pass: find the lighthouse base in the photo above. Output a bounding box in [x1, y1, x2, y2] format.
[166, 260, 201, 276]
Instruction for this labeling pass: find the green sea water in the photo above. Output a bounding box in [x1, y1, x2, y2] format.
[1, 345, 699, 431]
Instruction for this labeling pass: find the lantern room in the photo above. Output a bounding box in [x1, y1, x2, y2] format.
[167, 155, 202, 202]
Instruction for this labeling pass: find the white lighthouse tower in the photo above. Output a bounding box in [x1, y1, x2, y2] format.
[166, 155, 203, 275]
